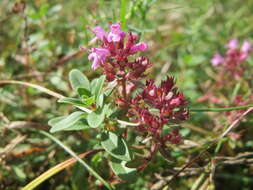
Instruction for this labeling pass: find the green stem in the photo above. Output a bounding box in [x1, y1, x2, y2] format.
[36, 130, 114, 190]
[189, 104, 253, 112]
[120, 0, 127, 30]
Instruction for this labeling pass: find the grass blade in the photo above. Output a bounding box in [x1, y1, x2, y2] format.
[34, 130, 114, 190]
[120, 0, 127, 30]
[189, 104, 253, 112]
[22, 150, 103, 190]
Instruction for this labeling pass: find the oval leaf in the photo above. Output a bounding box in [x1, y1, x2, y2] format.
[58, 97, 86, 107]
[78, 87, 92, 97]
[92, 75, 105, 100]
[64, 120, 90, 131]
[96, 93, 104, 108]
[69, 69, 90, 91]
[110, 157, 136, 181]
[49, 116, 90, 131]
[101, 131, 132, 161]
[49, 111, 86, 133]
[87, 109, 104, 128]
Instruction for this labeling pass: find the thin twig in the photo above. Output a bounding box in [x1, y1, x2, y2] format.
[2, 121, 47, 130]
[0, 135, 26, 158]
[0, 80, 64, 99]
[220, 108, 253, 138]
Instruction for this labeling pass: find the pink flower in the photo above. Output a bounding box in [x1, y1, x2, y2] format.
[129, 42, 148, 54]
[226, 38, 238, 49]
[88, 48, 110, 70]
[91, 26, 108, 41]
[239, 41, 251, 61]
[170, 97, 181, 107]
[107, 24, 125, 42]
[211, 53, 224, 66]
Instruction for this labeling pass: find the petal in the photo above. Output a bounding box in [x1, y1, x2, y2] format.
[93, 48, 110, 56]
[129, 42, 148, 54]
[226, 38, 238, 49]
[110, 24, 121, 33]
[92, 26, 107, 40]
[241, 41, 251, 53]
[91, 57, 100, 70]
[239, 52, 248, 61]
[107, 33, 121, 42]
[211, 53, 224, 66]
[88, 53, 95, 60]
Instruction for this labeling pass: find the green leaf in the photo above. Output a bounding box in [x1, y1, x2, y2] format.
[78, 87, 92, 98]
[58, 97, 92, 113]
[110, 157, 136, 181]
[69, 69, 90, 92]
[48, 116, 66, 126]
[90, 78, 98, 95]
[13, 165, 26, 182]
[101, 131, 132, 161]
[120, 0, 127, 30]
[87, 108, 105, 128]
[102, 104, 118, 118]
[96, 93, 104, 108]
[82, 96, 96, 106]
[49, 112, 86, 133]
[58, 97, 86, 107]
[92, 75, 106, 100]
[49, 116, 90, 131]
[67, 120, 90, 131]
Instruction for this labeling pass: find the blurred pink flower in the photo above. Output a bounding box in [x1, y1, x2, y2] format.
[211, 53, 224, 66]
[241, 40, 251, 52]
[239, 41, 251, 61]
[88, 48, 110, 70]
[91, 26, 108, 41]
[226, 38, 238, 49]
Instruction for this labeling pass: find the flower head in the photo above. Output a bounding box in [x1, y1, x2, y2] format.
[211, 39, 252, 78]
[128, 77, 188, 142]
[87, 23, 149, 80]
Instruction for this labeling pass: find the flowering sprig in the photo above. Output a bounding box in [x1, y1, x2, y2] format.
[88, 24, 148, 75]
[86, 23, 188, 145]
[79, 23, 190, 173]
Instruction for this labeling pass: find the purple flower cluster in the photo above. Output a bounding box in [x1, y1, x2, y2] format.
[128, 77, 188, 144]
[211, 39, 252, 78]
[86, 23, 188, 144]
[87, 24, 148, 77]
